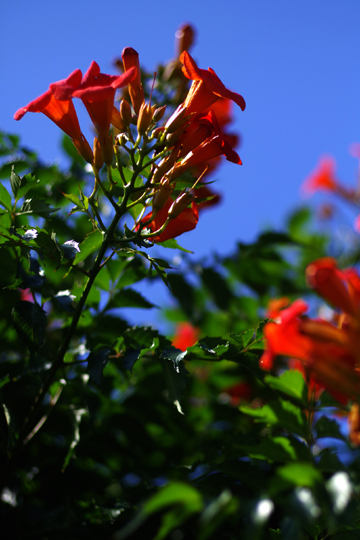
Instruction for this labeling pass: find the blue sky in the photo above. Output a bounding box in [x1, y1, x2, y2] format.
[2, 1, 360, 251]
[2, 1, 360, 323]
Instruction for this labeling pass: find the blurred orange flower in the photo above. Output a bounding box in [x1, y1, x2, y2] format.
[260, 258, 360, 404]
[172, 322, 200, 351]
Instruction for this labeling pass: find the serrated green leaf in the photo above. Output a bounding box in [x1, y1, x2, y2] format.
[0, 183, 12, 212]
[108, 288, 156, 309]
[73, 230, 103, 264]
[87, 346, 111, 387]
[264, 370, 308, 405]
[151, 257, 173, 269]
[12, 301, 47, 351]
[10, 167, 21, 198]
[160, 347, 187, 372]
[19, 198, 60, 218]
[34, 229, 62, 261]
[240, 435, 310, 462]
[230, 329, 255, 348]
[60, 191, 85, 208]
[16, 174, 39, 199]
[158, 238, 193, 253]
[125, 326, 160, 349]
[240, 398, 308, 438]
[122, 348, 142, 373]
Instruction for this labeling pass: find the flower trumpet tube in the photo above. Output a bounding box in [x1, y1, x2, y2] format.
[121, 47, 145, 115]
[306, 258, 360, 320]
[14, 70, 93, 164]
[169, 133, 241, 182]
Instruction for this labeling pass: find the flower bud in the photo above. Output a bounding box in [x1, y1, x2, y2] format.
[101, 134, 114, 165]
[120, 99, 132, 127]
[137, 102, 156, 135]
[151, 127, 165, 140]
[168, 190, 194, 220]
[153, 105, 167, 123]
[122, 47, 144, 114]
[165, 125, 187, 147]
[111, 106, 126, 132]
[93, 137, 104, 170]
[153, 178, 174, 212]
[73, 136, 94, 165]
[151, 154, 178, 185]
[175, 24, 195, 56]
[165, 105, 189, 133]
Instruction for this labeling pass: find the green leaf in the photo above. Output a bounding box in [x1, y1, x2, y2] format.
[108, 288, 156, 309]
[160, 347, 187, 372]
[116, 258, 147, 288]
[270, 462, 322, 494]
[230, 329, 256, 349]
[60, 191, 86, 209]
[12, 301, 47, 351]
[0, 183, 12, 212]
[144, 482, 203, 515]
[18, 198, 60, 218]
[10, 167, 21, 198]
[152, 260, 171, 290]
[0, 210, 11, 228]
[264, 370, 308, 405]
[167, 274, 195, 318]
[158, 238, 193, 253]
[287, 206, 312, 239]
[269, 530, 283, 539]
[239, 435, 310, 463]
[16, 173, 39, 199]
[315, 416, 346, 441]
[122, 348, 142, 373]
[34, 229, 62, 262]
[160, 352, 187, 414]
[73, 230, 104, 265]
[240, 398, 308, 438]
[87, 346, 111, 387]
[114, 483, 203, 540]
[201, 267, 233, 310]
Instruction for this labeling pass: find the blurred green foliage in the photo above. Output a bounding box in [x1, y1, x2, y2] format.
[0, 129, 360, 540]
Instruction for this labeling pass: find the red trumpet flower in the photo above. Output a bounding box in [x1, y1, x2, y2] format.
[260, 258, 360, 404]
[172, 322, 200, 351]
[139, 196, 199, 243]
[51, 61, 136, 161]
[180, 51, 246, 115]
[14, 69, 93, 163]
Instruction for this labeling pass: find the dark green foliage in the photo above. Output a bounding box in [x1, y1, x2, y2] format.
[0, 128, 359, 540]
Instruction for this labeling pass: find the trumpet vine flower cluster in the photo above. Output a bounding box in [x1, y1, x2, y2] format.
[261, 257, 360, 404]
[14, 37, 245, 245]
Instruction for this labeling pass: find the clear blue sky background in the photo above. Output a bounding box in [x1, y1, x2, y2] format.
[1, 1, 360, 324]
